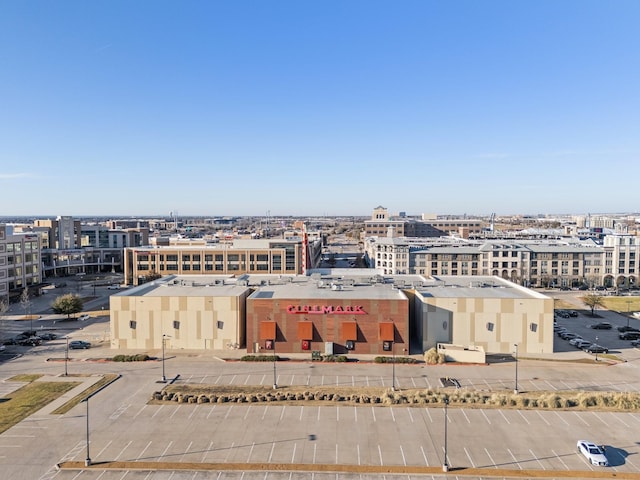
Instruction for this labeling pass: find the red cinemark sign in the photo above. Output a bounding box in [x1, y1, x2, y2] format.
[287, 305, 366, 315]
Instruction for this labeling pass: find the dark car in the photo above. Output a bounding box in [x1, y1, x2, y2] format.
[68, 340, 91, 349]
[631, 339, 640, 347]
[619, 331, 640, 340]
[616, 326, 640, 333]
[569, 311, 579, 317]
[18, 337, 42, 346]
[557, 311, 570, 318]
[585, 344, 609, 354]
[591, 322, 612, 330]
[38, 332, 58, 340]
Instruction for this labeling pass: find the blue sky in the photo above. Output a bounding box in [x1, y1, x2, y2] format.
[1, 1, 638, 218]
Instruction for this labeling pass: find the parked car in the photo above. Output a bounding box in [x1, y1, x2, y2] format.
[573, 339, 592, 349]
[107, 284, 121, 290]
[78, 314, 90, 321]
[591, 322, 612, 330]
[68, 340, 91, 349]
[38, 332, 58, 340]
[584, 344, 608, 354]
[619, 331, 640, 340]
[18, 337, 42, 346]
[577, 440, 608, 467]
[556, 311, 570, 318]
[568, 310, 579, 317]
[630, 339, 640, 347]
[616, 325, 640, 332]
[560, 332, 580, 340]
[568, 337, 585, 346]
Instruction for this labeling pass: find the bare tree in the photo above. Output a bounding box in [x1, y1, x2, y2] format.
[0, 298, 8, 342]
[20, 288, 33, 331]
[582, 294, 605, 317]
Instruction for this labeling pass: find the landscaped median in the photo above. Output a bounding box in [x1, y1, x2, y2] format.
[150, 384, 640, 411]
[55, 460, 640, 478]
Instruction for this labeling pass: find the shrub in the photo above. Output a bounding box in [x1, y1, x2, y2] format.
[112, 354, 151, 362]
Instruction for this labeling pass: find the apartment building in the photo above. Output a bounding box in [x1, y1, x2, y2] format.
[365, 235, 636, 289]
[0, 224, 42, 302]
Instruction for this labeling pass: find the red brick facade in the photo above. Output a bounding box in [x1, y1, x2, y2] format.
[246, 297, 409, 355]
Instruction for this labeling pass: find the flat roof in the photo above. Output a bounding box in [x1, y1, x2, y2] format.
[117, 273, 547, 301]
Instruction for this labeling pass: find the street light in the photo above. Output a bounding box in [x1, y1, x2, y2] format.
[627, 300, 632, 328]
[161, 334, 170, 383]
[272, 338, 278, 389]
[514, 343, 519, 394]
[391, 340, 396, 391]
[65, 336, 69, 376]
[83, 396, 91, 466]
[595, 336, 599, 361]
[442, 397, 449, 472]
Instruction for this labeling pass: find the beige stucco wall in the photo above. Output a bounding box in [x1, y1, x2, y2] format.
[110, 291, 247, 350]
[417, 293, 554, 354]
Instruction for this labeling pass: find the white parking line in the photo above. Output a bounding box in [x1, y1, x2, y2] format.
[335, 443, 338, 464]
[529, 448, 545, 469]
[553, 411, 570, 425]
[114, 440, 132, 461]
[134, 405, 147, 418]
[378, 444, 383, 465]
[158, 440, 173, 462]
[244, 405, 252, 420]
[480, 410, 491, 424]
[498, 410, 511, 424]
[551, 448, 570, 470]
[464, 447, 475, 467]
[202, 440, 213, 462]
[268, 442, 275, 462]
[206, 405, 217, 419]
[151, 404, 164, 418]
[136, 441, 152, 460]
[291, 443, 296, 463]
[407, 408, 414, 423]
[188, 405, 198, 419]
[247, 442, 255, 462]
[96, 440, 113, 459]
[461, 409, 470, 424]
[573, 411, 589, 426]
[420, 446, 429, 466]
[371, 407, 377, 422]
[484, 447, 497, 468]
[181, 441, 193, 462]
[535, 410, 550, 426]
[299, 406, 304, 421]
[400, 444, 407, 466]
[507, 448, 522, 469]
[390, 408, 396, 423]
[517, 410, 530, 425]
[357, 444, 361, 465]
[169, 405, 180, 419]
[545, 380, 557, 391]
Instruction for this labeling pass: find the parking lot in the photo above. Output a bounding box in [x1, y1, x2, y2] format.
[3, 286, 640, 479]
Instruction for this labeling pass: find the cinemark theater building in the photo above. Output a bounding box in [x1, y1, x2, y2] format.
[246, 276, 410, 355]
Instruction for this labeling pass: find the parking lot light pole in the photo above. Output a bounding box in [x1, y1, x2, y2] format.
[514, 343, 519, 394]
[272, 339, 278, 389]
[595, 336, 599, 361]
[391, 340, 396, 391]
[161, 334, 169, 383]
[443, 397, 449, 472]
[65, 336, 69, 376]
[627, 301, 632, 328]
[84, 397, 91, 466]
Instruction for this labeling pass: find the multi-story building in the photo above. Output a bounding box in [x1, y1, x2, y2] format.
[29, 216, 149, 277]
[0, 224, 42, 302]
[124, 237, 323, 286]
[364, 206, 483, 238]
[365, 234, 636, 289]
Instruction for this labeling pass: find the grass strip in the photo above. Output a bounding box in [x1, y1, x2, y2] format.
[51, 374, 120, 414]
[0, 381, 79, 434]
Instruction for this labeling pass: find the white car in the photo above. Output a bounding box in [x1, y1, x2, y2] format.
[107, 284, 121, 290]
[577, 440, 608, 466]
[78, 314, 90, 321]
[568, 337, 584, 346]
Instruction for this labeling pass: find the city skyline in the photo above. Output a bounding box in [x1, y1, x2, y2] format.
[1, 1, 639, 217]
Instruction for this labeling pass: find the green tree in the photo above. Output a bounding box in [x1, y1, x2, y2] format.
[52, 294, 84, 319]
[582, 294, 605, 316]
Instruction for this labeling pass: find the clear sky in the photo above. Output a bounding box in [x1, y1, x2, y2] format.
[1, 1, 638, 218]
